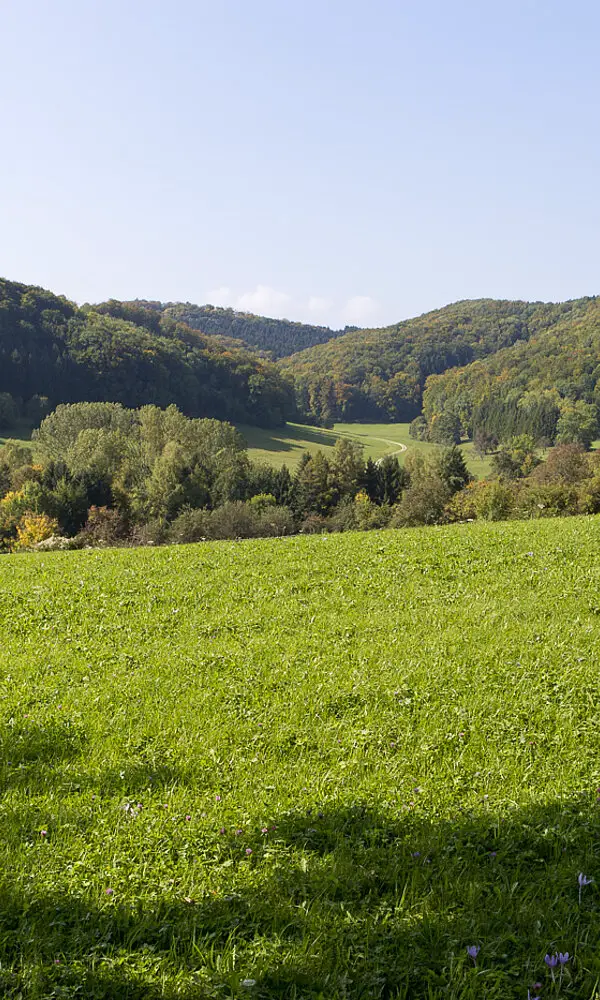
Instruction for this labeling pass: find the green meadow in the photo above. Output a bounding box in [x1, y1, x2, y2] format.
[2, 517, 600, 997]
[239, 421, 492, 477]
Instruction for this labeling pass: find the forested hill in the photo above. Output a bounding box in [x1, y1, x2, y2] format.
[95, 299, 351, 358]
[422, 296, 600, 445]
[281, 297, 596, 424]
[0, 279, 294, 427]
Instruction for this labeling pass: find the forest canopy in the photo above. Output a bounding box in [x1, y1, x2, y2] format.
[93, 299, 351, 359]
[282, 297, 599, 426]
[0, 279, 294, 428]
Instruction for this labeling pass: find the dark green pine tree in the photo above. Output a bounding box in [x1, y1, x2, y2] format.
[437, 446, 472, 494]
[360, 457, 381, 503]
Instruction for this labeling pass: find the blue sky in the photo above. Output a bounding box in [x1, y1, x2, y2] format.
[1, 0, 599, 328]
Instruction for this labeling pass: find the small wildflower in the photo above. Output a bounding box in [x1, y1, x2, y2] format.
[215, 794, 221, 802]
[466, 945, 480, 962]
[105, 888, 114, 895]
[245, 848, 252, 855]
[558, 952, 569, 965]
[578, 872, 593, 903]
[544, 954, 558, 968]
[261, 826, 268, 834]
[235, 828, 243, 836]
[40, 829, 47, 837]
[411, 851, 420, 858]
[185, 815, 191, 821]
[489, 850, 497, 857]
[219, 827, 226, 835]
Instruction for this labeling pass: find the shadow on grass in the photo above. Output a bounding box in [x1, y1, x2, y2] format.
[1, 799, 600, 997]
[0, 719, 86, 792]
[242, 423, 339, 454]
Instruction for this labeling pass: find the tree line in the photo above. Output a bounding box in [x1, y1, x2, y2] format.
[0, 402, 466, 551]
[2, 404, 598, 553]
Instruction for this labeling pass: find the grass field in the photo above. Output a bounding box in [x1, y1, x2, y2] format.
[239, 421, 493, 478]
[2, 517, 600, 997]
[0, 420, 36, 451]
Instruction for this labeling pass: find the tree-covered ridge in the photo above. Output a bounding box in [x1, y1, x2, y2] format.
[98, 299, 351, 358]
[422, 296, 600, 445]
[0, 279, 294, 427]
[281, 297, 594, 424]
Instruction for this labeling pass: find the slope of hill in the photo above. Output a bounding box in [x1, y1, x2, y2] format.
[2, 517, 600, 996]
[281, 297, 595, 424]
[422, 297, 600, 443]
[96, 299, 351, 358]
[0, 279, 294, 427]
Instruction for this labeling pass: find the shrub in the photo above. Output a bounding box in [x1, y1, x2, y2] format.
[248, 493, 277, 512]
[255, 505, 295, 537]
[79, 506, 129, 546]
[474, 481, 516, 521]
[577, 475, 600, 515]
[168, 508, 211, 544]
[515, 482, 579, 519]
[391, 473, 450, 527]
[445, 480, 489, 521]
[10, 464, 44, 491]
[13, 513, 60, 551]
[207, 501, 260, 540]
[299, 514, 331, 534]
[531, 443, 592, 485]
[130, 518, 169, 547]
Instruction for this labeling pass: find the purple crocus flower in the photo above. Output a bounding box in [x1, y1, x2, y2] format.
[544, 954, 558, 968]
[466, 945, 480, 962]
[558, 952, 569, 965]
[245, 847, 252, 855]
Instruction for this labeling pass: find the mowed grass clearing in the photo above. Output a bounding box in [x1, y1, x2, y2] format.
[2, 518, 600, 996]
[239, 421, 492, 477]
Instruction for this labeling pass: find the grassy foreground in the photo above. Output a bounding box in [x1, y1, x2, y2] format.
[2, 519, 600, 997]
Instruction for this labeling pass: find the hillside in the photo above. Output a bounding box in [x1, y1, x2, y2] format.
[423, 297, 600, 443]
[2, 517, 600, 997]
[281, 297, 596, 424]
[96, 299, 351, 358]
[0, 279, 293, 428]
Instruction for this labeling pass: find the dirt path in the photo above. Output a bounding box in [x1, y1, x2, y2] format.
[335, 429, 408, 463]
[371, 438, 408, 464]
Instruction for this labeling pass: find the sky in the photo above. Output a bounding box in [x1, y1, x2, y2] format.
[1, 0, 599, 329]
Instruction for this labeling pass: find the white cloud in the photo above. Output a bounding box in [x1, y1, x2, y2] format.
[341, 295, 380, 327]
[307, 295, 333, 313]
[204, 285, 380, 328]
[236, 285, 291, 316]
[206, 285, 234, 307]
